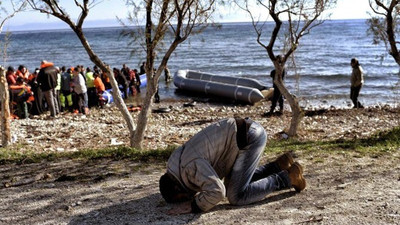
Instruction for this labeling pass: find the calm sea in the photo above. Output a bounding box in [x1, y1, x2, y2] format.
[3, 19, 400, 108]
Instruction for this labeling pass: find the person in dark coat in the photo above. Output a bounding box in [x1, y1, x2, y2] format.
[28, 68, 44, 115]
[113, 68, 129, 99]
[265, 55, 285, 117]
[37, 60, 59, 118]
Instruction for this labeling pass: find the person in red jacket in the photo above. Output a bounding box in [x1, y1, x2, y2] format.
[16, 65, 30, 82]
[6, 66, 17, 86]
[9, 77, 34, 119]
[93, 71, 106, 107]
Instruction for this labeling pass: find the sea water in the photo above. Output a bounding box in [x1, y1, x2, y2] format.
[3, 19, 400, 108]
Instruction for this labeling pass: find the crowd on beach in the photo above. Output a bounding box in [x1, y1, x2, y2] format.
[5, 56, 363, 120]
[5, 61, 171, 119]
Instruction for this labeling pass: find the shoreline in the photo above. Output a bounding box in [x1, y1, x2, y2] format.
[5, 100, 400, 153]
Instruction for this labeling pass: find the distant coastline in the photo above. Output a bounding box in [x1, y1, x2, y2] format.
[4, 18, 370, 32]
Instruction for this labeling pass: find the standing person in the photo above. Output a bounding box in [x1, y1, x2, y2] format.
[121, 64, 131, 81]
[114, 68, 129, 99]
[133, 69, 141, 93]
[159, 117, 306, 214]
[72, 67, 89, 115]
[350, 58, 364, 108]
[164, 65, 171, 82]
[37, 60, 59, 118]
[139, 62, 146, 75]
[60, 67, 73, 112]
[93, 71, 106, 107]
[101, 69, 111, 90]
[54, 67, 62, 113]
[85, 67, 96, 108]
[265, 56, 285, 117]
[121, 64, 132, 96]
[27, 68, 44, 116]
[128, 68, 137, 95]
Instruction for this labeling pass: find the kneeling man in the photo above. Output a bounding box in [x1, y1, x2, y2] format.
[159, 117, 306, 214]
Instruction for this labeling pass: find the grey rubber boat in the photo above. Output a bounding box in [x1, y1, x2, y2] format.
[174, 70, 267, 104]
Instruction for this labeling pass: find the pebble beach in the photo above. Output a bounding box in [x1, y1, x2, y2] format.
[6, 99, 400, 152]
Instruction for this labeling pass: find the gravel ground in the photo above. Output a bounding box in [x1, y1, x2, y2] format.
[1, 100, 399, 224]
[6, 100, 400, 152]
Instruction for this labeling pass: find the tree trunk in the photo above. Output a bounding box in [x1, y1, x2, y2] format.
[132, 84, 154, 150]
[131, 66, 162, 149]
[385, 2, 400, 66]
[274, 66, 303, 137]
[0, 67, 11, 147]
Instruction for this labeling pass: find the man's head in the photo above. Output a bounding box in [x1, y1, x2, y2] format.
[73, 67, 80, 76]
[351, 58, 359, 68]
[159, 173, 194, 203]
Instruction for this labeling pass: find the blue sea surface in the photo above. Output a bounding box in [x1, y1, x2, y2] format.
[3, 19, 400, 107]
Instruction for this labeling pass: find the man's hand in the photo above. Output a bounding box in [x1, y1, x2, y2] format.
[167, 201, 192, 215]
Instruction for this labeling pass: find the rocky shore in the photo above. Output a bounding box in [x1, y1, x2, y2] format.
[6, 100, 400, 152]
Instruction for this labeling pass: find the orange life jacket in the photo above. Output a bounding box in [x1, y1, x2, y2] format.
[40, 61, 54, 69]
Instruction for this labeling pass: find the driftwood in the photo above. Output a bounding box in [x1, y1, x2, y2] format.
[0, 66, 11, 147]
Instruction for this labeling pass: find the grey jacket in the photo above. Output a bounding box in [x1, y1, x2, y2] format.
[351, 65, 364, 87]
[167, 118, 240, 212]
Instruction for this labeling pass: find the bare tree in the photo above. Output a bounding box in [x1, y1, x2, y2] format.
[0, 0, 27, 147]
[27, 0, 137, 146]
[125, 0, 218, 149]
[368, 0, 400, 66]
[237, 0, 336, 137]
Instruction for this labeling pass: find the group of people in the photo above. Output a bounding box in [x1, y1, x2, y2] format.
[6, 61, 144, 119]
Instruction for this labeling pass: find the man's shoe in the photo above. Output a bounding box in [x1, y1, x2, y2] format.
[287, 162, 306, 192]
[275, 152, 294, 171]
[263, 111, 272, 117]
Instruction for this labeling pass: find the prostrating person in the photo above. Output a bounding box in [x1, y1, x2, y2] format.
[159, 117, 306, 214]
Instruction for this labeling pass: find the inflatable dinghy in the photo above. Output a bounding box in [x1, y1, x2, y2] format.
[174, 70, 267, 104]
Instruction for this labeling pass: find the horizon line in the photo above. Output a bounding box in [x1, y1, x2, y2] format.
[4, 18, 370, 32]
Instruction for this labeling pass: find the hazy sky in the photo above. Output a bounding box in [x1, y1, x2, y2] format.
[3, 0, 374, 30]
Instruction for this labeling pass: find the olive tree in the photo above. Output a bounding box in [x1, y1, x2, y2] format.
[237, 0, 336, 137]
[27, 0, 137, 146]
[0, 0, 27, 147]
[125, 0, 218, 149]
[368, 0, 400, 66]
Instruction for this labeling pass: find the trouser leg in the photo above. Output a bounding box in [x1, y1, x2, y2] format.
[278, 94, 284, 112]
[226, 120, 290, 206]
[351, 86, 362, 108]
[251, 161, 282, 182]
[154, 89, 160, 103]
[78, 94, 84, 113]
[44, 90, 56, 117]
[270, 89, 280, 113]
[17, 102, 28, 119]
[60, 93, 66, 109]
[53, 89, 59, 115]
